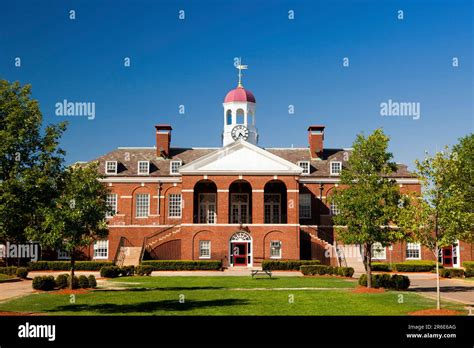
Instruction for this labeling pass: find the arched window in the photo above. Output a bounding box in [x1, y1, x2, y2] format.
[236, 109, 244, 124]
[226, 110, 232, 125]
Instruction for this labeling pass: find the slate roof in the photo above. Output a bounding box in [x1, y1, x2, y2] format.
[90, 146, 416, 178]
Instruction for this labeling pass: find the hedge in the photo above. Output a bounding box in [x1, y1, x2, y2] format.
[465, 268, 474, 278]
[32, 276, 56, 291]
[28, 261, 113, 271]
[100, 266, 121, 278]
[440, 268, 465, 278]
[371, 262, 392, 272]
[358, 274, 410, 290]
[0, 266, 19, 276]
[393, 261, 438, 272]
[300, 265, 354, 278]
[141, 260, 222, 271]
[262, 260, 320, 271]
[136, 265, 153, 276]
[16, 267, 28, 279]
[462, 261, 474, 269]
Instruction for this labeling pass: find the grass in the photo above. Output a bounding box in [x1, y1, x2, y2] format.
[0, 276, 466, 316]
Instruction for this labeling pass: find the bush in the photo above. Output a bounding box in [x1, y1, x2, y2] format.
[440, 268, 464, 278]
[0, 266, 18, 276]
[337, 267, 355, 277]
[136, 265, 153, 276]
[462, 261, 474, 270]
[28, 261, 113, 271]
[55, 274, 69, 289]
[120, 265, 135, 277]
[465, 268, 474, 278]
[371, 262, 392, 272]
[142, 260, 222, 271]
[262, 260, 321, 271]
[393, 261, 438, 272]
[68, 275, 79, 289]
[32, 276, 55, 291]
[358, 274, 410, 290]
[78, 275, 89, 288]
[100, 266, 120, 278]
[88, 275, 97, 288]
[300, 265, 354, 277]
[15, 267, 28, 279]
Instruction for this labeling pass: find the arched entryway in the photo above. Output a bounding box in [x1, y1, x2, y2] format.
[229, 231, 252, 267]
[229, 180, 252, 224]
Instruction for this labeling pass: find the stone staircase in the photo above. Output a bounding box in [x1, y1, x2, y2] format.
[116, 246, 143, 267]
[145, 227, 182, 251]
[306, 230, 339, 266]
[336, 244, 366, 274]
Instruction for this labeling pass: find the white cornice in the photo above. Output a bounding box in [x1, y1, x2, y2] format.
[99, 177, 181, 183]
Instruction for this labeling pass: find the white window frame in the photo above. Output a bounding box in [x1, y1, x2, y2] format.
[198, 193, 217, 224]
[372, 242, 386, 260]
[168, 193, 182, 218]
[135, 193, 150, 218]
[199, 240, 211, 259]
[406, 242, 421, 260]
[330, 202, 340, 216]
[230, 193, 250, 224]
[105, 161, 117, 175]
[297, 161, 310, 175]
[170, 160, 182, 175]
[330, 161, 342, 176]
[270, 240, 282, 259]
[106, 193, 118, 218]
[138, 161, 150, 175]
[93, 240, 109, 259]
[299, 193, 311, 219]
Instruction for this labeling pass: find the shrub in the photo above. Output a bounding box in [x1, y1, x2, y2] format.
[373, 274, 392, 288]
[120, 265, 135, 277]
[262, 260, 321, 271]
[465, 269, 474, 278]
[15, 267, 28, 279]
[337, 267, 355, 278]
[0, 266, 18, 276]
[78, 275, 89, 288]
[299, 265, 331, 275]
[68, 275, 79, 289]
[462, 261, 474, 270]
[142, 260, 222, 271]
[391, 274, 411, 290]
[100, 266, 120, 278]
[55, 274, 69, 289]
[440, 268, 464, 278]
[32, 276, 55, 291]
[358, 274, 410, 290]
[28, 261, 113, 271]
[393, 261, 437, 272]
[371, 262, 392, 272]
[88, 275, 97, 288]
[136, 265, 153, 276]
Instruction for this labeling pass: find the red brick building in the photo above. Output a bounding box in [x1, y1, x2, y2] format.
[76, 76, 472, 269]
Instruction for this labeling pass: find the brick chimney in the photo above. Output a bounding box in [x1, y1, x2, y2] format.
[308, 125, 325, 159]
[155, 124, 172, 157]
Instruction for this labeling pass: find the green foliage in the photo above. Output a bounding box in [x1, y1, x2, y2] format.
[136, 265, 153, 276]
[465, 269, 474, 278]
[337, 267, 355, 277]
[0, 266, 18, 276]
[300, 265, 354, 277]
[462, 261, 474, 269]
[68, 275, 79, 289]
[262, 260, 320, 271]
[141, 260, 222, 271]
[88, 275, 97, 288]
[55, 274, 69, 289]
[440, 268, 465, 278]
[390, 274, 411, 290]
[119, 266, 135, 276]
[371, 262, 392, 271]
[100, 266, 120, 278]
[15, 267, 28, 279]
[358, 274, 410, 290]
[28, 261, 113, 271]
[393, 261, 438, 272]
[78, 275, 89, 288]
[32, 276, 55, 291]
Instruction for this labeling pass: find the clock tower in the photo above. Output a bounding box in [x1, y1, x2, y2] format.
[222, 61, 258, 146]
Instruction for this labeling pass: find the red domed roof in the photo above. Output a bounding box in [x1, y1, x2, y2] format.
[224, 86, 256, 103]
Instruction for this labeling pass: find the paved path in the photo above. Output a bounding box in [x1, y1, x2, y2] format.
[0, 280, 34, 303]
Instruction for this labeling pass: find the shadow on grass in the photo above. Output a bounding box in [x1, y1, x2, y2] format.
[409, 286, 474, 294]
[45, 298, 250, 314]
[98, 286, 225, 292]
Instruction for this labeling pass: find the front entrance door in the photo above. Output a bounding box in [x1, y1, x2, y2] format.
[442, 246, 453, 267]
[231, 242, 247, 266]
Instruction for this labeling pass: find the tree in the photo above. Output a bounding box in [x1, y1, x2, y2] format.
[0, 80, 67, 264]
[27, 163, 112, 288]
[331, 129, 402, 288]
[398, 136, 474, 309]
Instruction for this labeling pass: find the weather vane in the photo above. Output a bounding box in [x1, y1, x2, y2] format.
[236, 57, 248, 87]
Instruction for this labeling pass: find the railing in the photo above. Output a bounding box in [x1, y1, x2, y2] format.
[141, 224, 180, 261]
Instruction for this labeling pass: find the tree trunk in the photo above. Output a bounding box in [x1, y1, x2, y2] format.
[435, 244, 441, 310]
[366, 244, 372, 288]
[70, 252, 75, 290]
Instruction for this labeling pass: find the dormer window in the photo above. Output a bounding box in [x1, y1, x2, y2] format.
[298, 161, 310, 175]
[105, 161, 117, 175]
[138, 161, 150, 175]
[170, 160, 182, 175]
[330, 161, 342, 176]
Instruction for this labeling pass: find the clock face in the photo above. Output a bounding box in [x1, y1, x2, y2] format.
[231, 125, 249, 141]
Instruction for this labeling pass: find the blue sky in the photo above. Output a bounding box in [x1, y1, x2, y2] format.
[1, 0, 472, 169]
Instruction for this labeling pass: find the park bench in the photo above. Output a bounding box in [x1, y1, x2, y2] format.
[251, 269, 272, 278]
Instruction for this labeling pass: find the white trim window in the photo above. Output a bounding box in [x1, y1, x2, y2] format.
[330, 202, 340, 216]
[264, 193, 281, 224]
[330, 161, 342, 176]
[199, 193, 216, 224]
[406, 242, 421, 259]
[298, 161, 310, 175]
[105, 193, 117, 218]
[93, 240, 109, 259]
[372, 242, 386, 260]
[270, 241, 282, 259]
[168, 194, 182, 218]
[299, 193, 311, 219]
[138, 161, 150, 175]
[105, 161, 117, 175]
[135, 193, 150, 218]
[199, 240, 211, 259]
[170, 160, 182, 175]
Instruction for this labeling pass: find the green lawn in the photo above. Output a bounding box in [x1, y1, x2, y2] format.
[0, 276, 465, 316]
